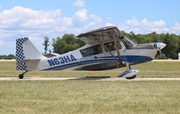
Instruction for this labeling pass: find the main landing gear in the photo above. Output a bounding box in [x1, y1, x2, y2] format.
[19, 70, 28, 79]
[125, 63, 138, 79]
[118, 63, 139, 79]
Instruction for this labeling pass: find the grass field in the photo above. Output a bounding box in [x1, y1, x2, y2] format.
[0, 81, 180, 114]
[0, 61, 180, 114]
[0, 61, 180, 78]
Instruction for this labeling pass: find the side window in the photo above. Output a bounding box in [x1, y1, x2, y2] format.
[104, 42, 121, 52]
[92, 45, 102, 55]
[80, 44, 102, 57]
[80, 47, 92, 57]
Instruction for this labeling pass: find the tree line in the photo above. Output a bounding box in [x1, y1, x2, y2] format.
[43, 32, 180, 59]
[0, 54, 15, 59]
[1, 31, 180, 60]
[43, 34, 86, 54]
[124, 31, 180, 59]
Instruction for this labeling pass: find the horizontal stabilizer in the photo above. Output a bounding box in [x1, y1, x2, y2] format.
[16, 59, 41, 64]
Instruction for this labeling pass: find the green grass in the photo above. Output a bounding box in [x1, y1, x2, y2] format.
[0, 61, 180, 113]
[0, 61, 180, 78]
[0, 81, 180, 114]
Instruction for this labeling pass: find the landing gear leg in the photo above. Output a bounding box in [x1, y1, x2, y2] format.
[126, 62, 131, 70]
[125, 63, 137, 79]
[19, 70, 28, 79]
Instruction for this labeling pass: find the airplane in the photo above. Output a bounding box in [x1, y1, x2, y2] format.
[16, 26, 166, 79]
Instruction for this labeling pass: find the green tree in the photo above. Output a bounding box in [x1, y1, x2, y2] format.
[52, 34, 86, 54]
[126, 31, 137, 43]
[155, 53, 167, 59]
[175, 35, 180, 54]
[0, 54, 15, 59]
[163, 33, 179, 59]
[43, 36, 50, 54]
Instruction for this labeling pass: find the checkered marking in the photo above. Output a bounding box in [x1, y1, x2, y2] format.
[16, 37, 28, 70]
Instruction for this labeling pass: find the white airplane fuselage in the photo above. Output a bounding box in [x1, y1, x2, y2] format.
[16, 26, 166, 79]
[27, 42, 158, 71]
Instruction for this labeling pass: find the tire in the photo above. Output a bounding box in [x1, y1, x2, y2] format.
[126, 75, 136, 79]
[19, 74, 24, 79]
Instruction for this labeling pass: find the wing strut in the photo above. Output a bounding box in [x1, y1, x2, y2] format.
[112, 32, 123, 64]
[95, 37, 117, 61]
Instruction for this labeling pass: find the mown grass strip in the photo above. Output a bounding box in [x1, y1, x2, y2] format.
[0, 81, 180, 114]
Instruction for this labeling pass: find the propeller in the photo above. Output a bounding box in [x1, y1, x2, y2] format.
[155, 42, 166, 56]
[154, 37, 166, 56]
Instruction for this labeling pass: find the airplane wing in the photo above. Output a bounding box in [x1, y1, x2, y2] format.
[77, 26, 123, 65]
[77, 26, 124, 44]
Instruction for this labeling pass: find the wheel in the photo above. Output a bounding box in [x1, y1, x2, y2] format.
[126, 75, 136, 79]
[19, 74, 24, 79]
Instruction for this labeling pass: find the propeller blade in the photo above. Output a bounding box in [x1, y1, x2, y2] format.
[155, 42, 166, 56]
[159, 50, 162, 56]
[155, 42, 166, 50]
[155, 37, 166, 56]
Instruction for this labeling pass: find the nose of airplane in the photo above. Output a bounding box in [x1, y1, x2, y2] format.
[155, 42, 166, 50]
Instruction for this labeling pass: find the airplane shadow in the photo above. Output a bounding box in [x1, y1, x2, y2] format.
[68, 76, 111, 80]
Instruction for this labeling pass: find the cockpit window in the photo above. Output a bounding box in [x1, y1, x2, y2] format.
[120, 36, 136, 48]
[104, 41, 122, 52]
[80, 44, 102, 57]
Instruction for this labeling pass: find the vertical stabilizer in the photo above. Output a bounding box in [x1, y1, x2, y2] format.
[16, 37, 44, 70]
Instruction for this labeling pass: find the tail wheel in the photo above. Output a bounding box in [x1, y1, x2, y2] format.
[19, 74, 24, 79]
[126, 75, 136, 79]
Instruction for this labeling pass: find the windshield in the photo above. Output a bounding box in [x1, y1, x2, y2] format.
[120, 36, 136, 48]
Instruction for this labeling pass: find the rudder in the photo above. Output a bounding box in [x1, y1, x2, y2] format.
[16, 37, 29, 70]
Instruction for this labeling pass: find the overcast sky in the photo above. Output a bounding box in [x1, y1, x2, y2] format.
[0, 0, 180, 55]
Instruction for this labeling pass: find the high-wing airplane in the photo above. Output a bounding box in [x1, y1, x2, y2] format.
[16, 26, 166, 79]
